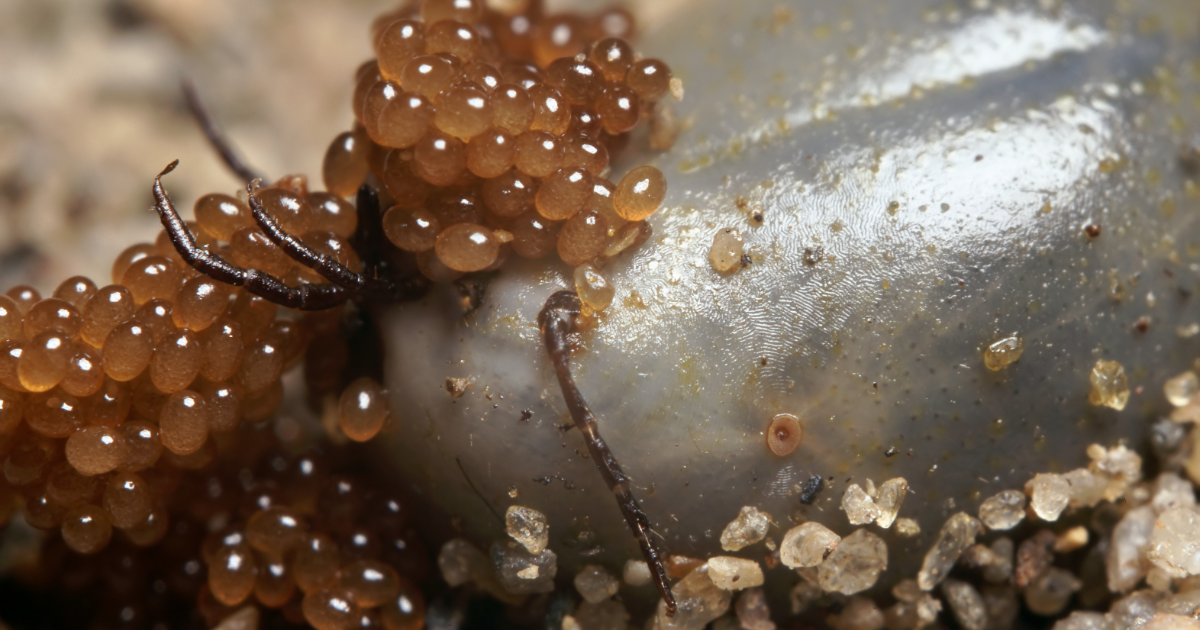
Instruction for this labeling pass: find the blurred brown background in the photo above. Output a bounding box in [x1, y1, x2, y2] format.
[0, 0, 391, 291]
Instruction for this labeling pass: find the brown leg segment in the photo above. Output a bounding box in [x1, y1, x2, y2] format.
[538, 290, 677, 616]
[181, 79, 264, 185]
[152, 161, 350, 310]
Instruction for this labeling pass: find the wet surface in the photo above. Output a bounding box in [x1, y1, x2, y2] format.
[376, 0, 1200, 598]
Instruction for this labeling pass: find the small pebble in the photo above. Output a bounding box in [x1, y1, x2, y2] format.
[817, 529, 887, 595]
[719, 506, 770, 552]
[779, 521, 840, 568]
[978, 489, 1026, 530]
[917, 512, 981, 591]
[505, 504, 549, 554]
[706, 557, 764, 591]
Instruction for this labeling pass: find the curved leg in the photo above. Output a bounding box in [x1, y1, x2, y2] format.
[538, 291, 677, 616]
[152, 161, 349, 311]
[246, 183, 426, 304]
[182, 79, 264, 185]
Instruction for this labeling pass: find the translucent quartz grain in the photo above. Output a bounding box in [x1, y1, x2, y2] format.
[983, 334, 1024, 370]
[104, 470, 152, 529]
[590, 37, 634, 82]
[322, 130, 369, 198]
[1164, 371, 1199, 407]
[978, 490, 1026, 530]
[210, 542, 259, 606]
[465, 128, 516, 178]
[1151, 472, 1196, 514]
[734, 588, 774, 630]
[254, 187, 314, 235]
[413, 131, 467, 187]
[780, 521, 840, 568]
[706, 557, 764, 590]
[574, 264, 615, 312]
[159, 391, 209, 456]
[841, 484, 881, 526]
[199, 319, 244, 383]
[339, 377, 389, 442]
[627, 58, 673, 102]
[61, 504, 113, 554]
[614, 165, 667, 221]
[438, 538, 487, 588]
[596, 85, 641, 135]
[509, 213, 558, 259]
[491, 541, 557, 594]
[574, 565, 620, 603]
[338, 559, 400, 608]
[229, 228, 293, 278]
[376, 19, 425, 80]
[383, 207, 441, 253]
[817, 529, 888, 595]
[491, 84, 534, 135]
[717, 507, 771, 552]
[505, 505, 549, 554]
[303, 587, 361, 630]
[1147, 507, 1200, 577]
[18, 331, 72, 392]
[651, 566, 730, 630]
[527, 84, 571, 136]
[308, 192, 358, 238]
[710, 228, 745, 273]
[435, 224, 499, 272]
[65, 424, 125, 476]
[23, 298, 82, 339]
[1023, 568, 1081, 616]
[917, 512, 982, 590]
[482, 169, 538, 218]
[941, 579, 988, 630]
[1026, 473, 1071, 521]
[195, 193, 253, 241]
[52, 276, 97, 311]
[623, 559, 651, 587]
[121, 255, 182, 305]
[81, 285, 134, 348]
[1088, 358, 1130, 410]
[0, 296, 21, 340]
[150, 330, 202, 393]
[874, 478, 908, 528]
[514, 130, 564, 178]
[557, 209, 607, 266]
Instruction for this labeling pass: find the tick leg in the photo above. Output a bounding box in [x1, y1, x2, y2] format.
[182, 79, 264, 185]
[246, 183, 426, 303]
[152, 161, 348, 310]
[538, 291, 677, 616]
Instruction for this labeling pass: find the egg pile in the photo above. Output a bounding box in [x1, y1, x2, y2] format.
[323, 0, 676, 301]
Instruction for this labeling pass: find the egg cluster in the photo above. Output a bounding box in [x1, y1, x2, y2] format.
[201, 461, 428, 630]
[322, 0, 675, 302]
[0, 204, 391, 558]
[6, 426, 428, 630]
